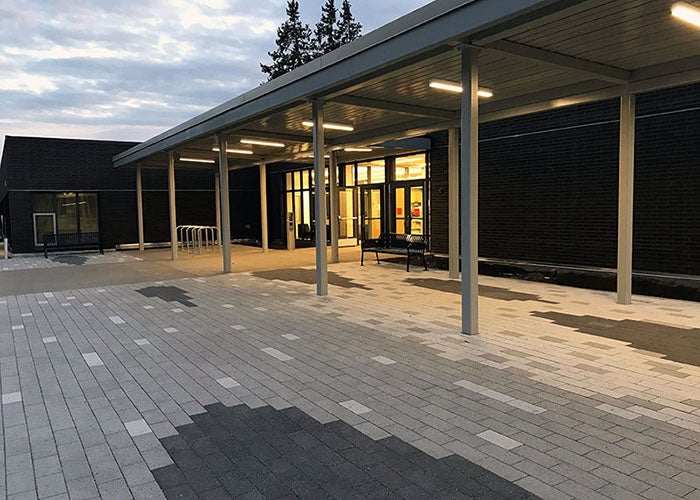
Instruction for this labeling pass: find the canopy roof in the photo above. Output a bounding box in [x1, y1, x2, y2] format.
[114, 0, 700, 170]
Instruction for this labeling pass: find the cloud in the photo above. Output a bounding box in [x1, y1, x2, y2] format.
[0, 0, 432, 158]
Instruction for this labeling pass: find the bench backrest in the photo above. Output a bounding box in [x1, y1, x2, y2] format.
[379, 233, 428, 250]
[44, 232, 101, 247]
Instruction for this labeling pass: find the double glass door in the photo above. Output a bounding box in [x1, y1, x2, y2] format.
[394, 184, 425, 235]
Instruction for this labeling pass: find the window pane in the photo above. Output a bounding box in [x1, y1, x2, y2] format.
[344, 165, 355, 187]
[33, 194, 56, 213]
[56, 193, 78, 234]
[293, 171, 301, 190]
[357, 160, 385, 184]
[357, 165, 368, 185]
[302, 170, 310, 189]
[394, 154, 427, 180]
[78, 194, 99, 233]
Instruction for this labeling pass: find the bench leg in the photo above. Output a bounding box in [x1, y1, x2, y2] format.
[375, 251, 380, 264]
[361, 250, 364, 266]
[422, 252, 427, 271]
[406, 254, 410, 272]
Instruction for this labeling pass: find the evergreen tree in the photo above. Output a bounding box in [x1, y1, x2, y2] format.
[313, 0, 339, 57]
[260, 0, 313, 81]
[336, 0, 362, 45]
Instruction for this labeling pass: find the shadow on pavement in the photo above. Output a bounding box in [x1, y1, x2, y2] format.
[533, 311, 700, 367]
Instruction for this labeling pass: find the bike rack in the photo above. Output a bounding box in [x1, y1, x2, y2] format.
[176, 225, 221, 254]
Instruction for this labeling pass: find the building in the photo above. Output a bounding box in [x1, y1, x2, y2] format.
[0, 136, 260, 254]
[3, 1, 699, 333]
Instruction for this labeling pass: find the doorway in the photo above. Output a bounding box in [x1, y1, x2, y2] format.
[394, 183, 426, 235]
[361, 187, 384, 240]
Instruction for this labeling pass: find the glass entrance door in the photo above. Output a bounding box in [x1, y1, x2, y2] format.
[338, 188, 358, 244]
[361, 187, 383, 240]
[394, 184, 425, 235]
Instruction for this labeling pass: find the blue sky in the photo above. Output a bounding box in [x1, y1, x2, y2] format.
[0, 0, 432, 152]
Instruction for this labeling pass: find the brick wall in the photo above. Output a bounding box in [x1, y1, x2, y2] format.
[429, 83, 700, 276]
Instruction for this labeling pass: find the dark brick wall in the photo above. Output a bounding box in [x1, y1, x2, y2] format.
[1, 137, 261, 253]
[429, 83, 700, 276]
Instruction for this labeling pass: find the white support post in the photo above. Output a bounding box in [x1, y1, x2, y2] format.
[217, 136, 232, 273]
[329, 150, 340, 264]
[617, 94, 635, 305]
[259, 163, 269, 253]
[448, 128, 460, 279]
[167, 152, 178, 260]
[136, 163, 145, 252]
[460, 47, 479, 335]
[214, 171, 221, 252]
[313, 101, 328, 296]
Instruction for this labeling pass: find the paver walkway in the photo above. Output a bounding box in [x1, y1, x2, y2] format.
[1, 259, 698, 499]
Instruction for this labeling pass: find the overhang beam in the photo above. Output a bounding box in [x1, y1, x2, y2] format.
[478, 40, 631, 84]
[331, 95, 459, 120]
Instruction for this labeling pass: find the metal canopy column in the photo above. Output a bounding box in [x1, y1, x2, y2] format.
[460, 47, 479, 335]
[167, 152, 178, 260]
[313, 101, 328, 296]
[259, 163, 269, 253]
[217, 136, 232, 273]
[214, 171, 221, 252]
[448, 128, 460, 279]
[617, 94, 636, 305]
[329, 151, 340, 264]
[136, 163, 145, 252]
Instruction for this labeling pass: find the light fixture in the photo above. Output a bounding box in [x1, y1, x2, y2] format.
[180, 157, 215, 164]
[344, 147, 373, 152]
[429, 79, 494, 98]
[212, 147, 254, 155]
[672, 2, 700, 28]
[240, 139, 285, 148]
[301, 120, 354, 132]
[304, 154, 330, 159]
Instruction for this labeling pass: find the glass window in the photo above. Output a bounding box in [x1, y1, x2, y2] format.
[78, 194, 99, 233]
[357, 160, 385, 184]
[56, 193, 78, 234]
[344, 164, 355, 187]
[394, 154, 427, 181]
[356, 164, 369, 185]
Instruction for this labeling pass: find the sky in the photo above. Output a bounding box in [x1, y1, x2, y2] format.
[0, 0, 433, 155]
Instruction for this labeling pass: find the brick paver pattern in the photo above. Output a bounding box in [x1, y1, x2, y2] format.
[1, 260, 699, 499]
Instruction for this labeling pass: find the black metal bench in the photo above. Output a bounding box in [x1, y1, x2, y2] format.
[43, 233, 103, 258]
[361, 233, 428, 271]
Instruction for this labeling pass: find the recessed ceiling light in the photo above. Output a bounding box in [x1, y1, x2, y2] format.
[344, 147, 373, 152]
[240, 139, 285, 148]
[212, 147, 254, 155]
[429, 79, 494, 98]
[180, 157, 215, 164]
[672, 2, 700, 28]
[301, 120, 354, 132]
